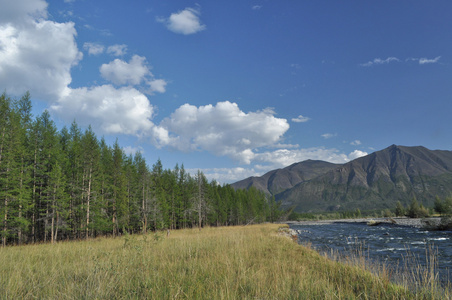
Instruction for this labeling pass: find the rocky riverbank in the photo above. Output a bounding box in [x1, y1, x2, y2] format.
[287, 217, 442, 229]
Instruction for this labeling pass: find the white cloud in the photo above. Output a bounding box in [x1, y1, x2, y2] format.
[252, 5, 262, 10]
[348, 150, 368, 160]
[99, 55, 167, 93]
[419, 56, 441, 64]
[100, 55, 150, 86]
[406, 56, 442, 65]
[254, 148, 361, 168]
[363, 56, 441, 67]
[272, 143, 300, 149]
[51, 85, 155, 135]
[157, 101, 290, 164]
[123, 146, 144, 156]
[350, 140, 361, 146]
[148, 79, 167, 93]
[0, 9, 82, 100]
[0, 0, 371, 181]
[258, 148, 368, 168]
[0, 0, 168, 139]
[160, 7, 206, 35]
[192, 167, 260, 184]
[0, 0, 48, 25]
[107, 44, 127, 56]
[360, 57, 400, 67]
[83, 42, 104, 55]
[321, 133, 337, 139]
[200, 147, 369, 183]
[292, 115, 310, 123]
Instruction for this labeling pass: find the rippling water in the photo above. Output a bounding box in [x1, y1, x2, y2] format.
[289, 222, 452, 284]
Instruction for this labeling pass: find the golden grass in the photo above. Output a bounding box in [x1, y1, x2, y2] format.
[0, 224, 448, 299]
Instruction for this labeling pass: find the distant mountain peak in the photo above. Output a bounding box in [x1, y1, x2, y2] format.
[231, 145, 452, 213]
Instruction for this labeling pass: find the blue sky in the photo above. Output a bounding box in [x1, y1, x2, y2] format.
[1, 0, 451, 183]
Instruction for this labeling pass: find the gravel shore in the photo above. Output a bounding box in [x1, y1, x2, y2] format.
[287, 217, 441, 228]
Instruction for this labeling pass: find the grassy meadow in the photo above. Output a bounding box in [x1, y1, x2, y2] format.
[0, 223, 449, 299]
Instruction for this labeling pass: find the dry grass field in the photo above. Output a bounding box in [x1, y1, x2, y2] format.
[0, 223, 448, 299]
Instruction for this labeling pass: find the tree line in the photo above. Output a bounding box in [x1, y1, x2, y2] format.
[0, 92, 280, 246]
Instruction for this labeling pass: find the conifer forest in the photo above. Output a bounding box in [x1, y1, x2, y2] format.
[0, 92, 280, 246]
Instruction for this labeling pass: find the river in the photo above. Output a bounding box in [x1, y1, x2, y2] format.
[289, 220, 452, 285]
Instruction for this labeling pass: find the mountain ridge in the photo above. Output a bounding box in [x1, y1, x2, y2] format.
[231, 159, 340, 196]
[231, 145, 452, 212]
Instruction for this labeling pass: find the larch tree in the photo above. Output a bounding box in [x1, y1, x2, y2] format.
[80, 126, 100, 239]
[14, 92, 33, 245]
[39, 111, 66, 243]
[0, 93, 13, 246]
[66, 121, 84, 238]
[194, 170, 210, 230]
[133, 152, 150, 233]
[111, 140, 128, 236]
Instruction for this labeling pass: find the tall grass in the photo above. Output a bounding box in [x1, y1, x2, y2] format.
[0, 224, 447, 299]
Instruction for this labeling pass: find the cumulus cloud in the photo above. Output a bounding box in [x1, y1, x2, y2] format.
[83, 42, 104, 55]
[255, 148, 368, 171]
[292, 115, 310, 123]
[254, 147, 366, 168]
[148, 79, 167, 93]
[51, 85, 155, 135]
[157, 101, 290, 164]
[0, 0, 169, 138]
[100, 55, 150, 86]
[252, 5, 262, 10]
[348, 150, 368, 160]
[160, 7, 206, 35]
[360, 57, 400, 67]
[0, 0, 48, 25]
[0, 7, 82, 100]
[100, 55, 167, 94]
[350, 140, 361, 146]
[191, 167, 260, 184]
[201, 147, 369, 183]
[107, 44, 127, 56]
[0, 0, 370, 181]
[123, 146, 144, 156]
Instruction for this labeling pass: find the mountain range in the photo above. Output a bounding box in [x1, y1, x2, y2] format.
[231, 145, 452, 213]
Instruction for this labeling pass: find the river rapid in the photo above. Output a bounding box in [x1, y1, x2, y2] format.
[289, 219, 452, 285]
